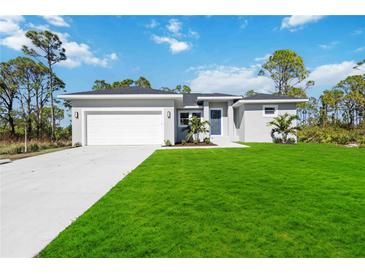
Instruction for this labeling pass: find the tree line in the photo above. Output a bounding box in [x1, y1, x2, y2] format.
[92, 78, 192, 93]
[0, 30, 68, 143]
[255, 49, 365, 129]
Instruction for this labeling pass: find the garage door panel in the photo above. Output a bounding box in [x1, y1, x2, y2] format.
[86, 111, 163, 145]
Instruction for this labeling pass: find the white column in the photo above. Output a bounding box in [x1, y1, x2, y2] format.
[228, 100, 234, 141]
[203, 100, 210, 140]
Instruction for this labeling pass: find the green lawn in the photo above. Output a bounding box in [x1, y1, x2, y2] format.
[39, 143, 365, 258]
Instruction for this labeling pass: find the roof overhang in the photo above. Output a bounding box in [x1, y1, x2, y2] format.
[58, 94, 183, 100]
[232, 98, 309, 108]
[197, 96, 242, 101]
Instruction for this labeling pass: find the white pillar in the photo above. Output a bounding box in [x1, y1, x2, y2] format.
[228, 100, 234, 141]
[203, 100, 210, 140]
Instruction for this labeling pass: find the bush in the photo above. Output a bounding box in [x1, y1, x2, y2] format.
[29, 143, 40, 152]
[181, 140, 187, 145]
[286, 138, 296, 144]
[193, 139, 199, 145]
[164, 140, 172, 146]
[298, 125, 365, 145]
[74, 142, 82, 147]
[204, 137, 211, 144]
[0, 140, 72, 155]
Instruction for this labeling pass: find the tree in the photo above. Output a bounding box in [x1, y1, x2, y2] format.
[259, 49, 310, 95]
[320, 89, 344, 124]
[184, 116, 210, 142]
[335, 75, 365, 127]
[161, 84, 191, 94]
[134, 76, 151, 88]
[92, 80, 111, 90]
[22, 30, 67, 141]
[0, 60, 19, 136]
[244, 90, 257, 97]
[13, 57, 39, 140]
[91, 76, 152, 90]
[267, 113, 300, 144]
[111, 79, 134, 88]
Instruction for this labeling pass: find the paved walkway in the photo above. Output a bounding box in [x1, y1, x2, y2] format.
[0, 145, 157, 257]
[160, 141, 248, 150]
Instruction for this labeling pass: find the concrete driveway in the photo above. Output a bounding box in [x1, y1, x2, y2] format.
[0, 145, 157, 257]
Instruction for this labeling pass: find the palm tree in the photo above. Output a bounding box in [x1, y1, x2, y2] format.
[267, 113, 300, 144]
[184, 116, 210, 142]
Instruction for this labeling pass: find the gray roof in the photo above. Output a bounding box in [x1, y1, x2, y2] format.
[68, 86, 177, 95]
[183, 92, 239, 106]
[67, 87, 240, 106]
[243, 93, 301, 100]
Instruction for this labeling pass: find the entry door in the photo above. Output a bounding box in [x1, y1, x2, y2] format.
[210, 109, 222, 135]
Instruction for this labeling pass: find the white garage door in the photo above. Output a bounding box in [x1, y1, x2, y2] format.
[86, 111, 163, 145]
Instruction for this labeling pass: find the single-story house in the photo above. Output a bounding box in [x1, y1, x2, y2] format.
[59, 87, 308, 146]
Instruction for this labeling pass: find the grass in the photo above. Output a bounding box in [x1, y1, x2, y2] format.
[39, 143, 365, 258]
[0, 140, 71, 160]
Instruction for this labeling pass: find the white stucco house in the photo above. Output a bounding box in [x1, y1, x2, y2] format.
[59, 87, 308, 146]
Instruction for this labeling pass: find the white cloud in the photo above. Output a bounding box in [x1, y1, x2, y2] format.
[0, 16, 24, 34]
[57, 35, 118, 68]
[41, 16, 70, 27]
[0, 16, 31, 50]
[254, 53, 271, 62]
[308, 61, 365, 87]
[166, 19, 182, 36]
[189, 65, 274, 94]
[281, 15, 325, 31]
[319, 41, 339, 50]
[146, 19, 158, 29]
[152, 35, 190, 54]
[0, 17, 117, 68]
[108, 52, 118, 61]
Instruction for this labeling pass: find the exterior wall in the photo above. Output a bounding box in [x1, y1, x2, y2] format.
[240, 103, 297, 142]
[234, 106, 245, 141]
[70, 99, 175, 146]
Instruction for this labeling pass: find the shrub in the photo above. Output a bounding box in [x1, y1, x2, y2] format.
[193, 139, 199, 145]
[181, 140, 187, 145]
[204, 137, 211, 144]
[29, 143, 40, 152]
[286, 138, 296, 144]
[74, 142, 82, 147]
[298, 125, 365, 145]
[164, 140, 172, 146]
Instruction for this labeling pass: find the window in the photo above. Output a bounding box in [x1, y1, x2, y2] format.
[263, 105, 278, 117]
[192, 112, 201, 118]
[179, 112, 189, 126]
[178, 111, 203, 127]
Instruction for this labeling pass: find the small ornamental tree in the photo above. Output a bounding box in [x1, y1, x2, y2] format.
[184, 116, 210, 142]
[267, 113, 300, 144]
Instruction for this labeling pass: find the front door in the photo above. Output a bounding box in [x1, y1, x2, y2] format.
[210, 109, 222, 135]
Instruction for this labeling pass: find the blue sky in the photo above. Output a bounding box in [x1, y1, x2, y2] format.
[1, 15, 365, 99]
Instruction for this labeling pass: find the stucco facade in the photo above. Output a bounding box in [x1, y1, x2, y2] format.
[59, 88, 307, 146]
